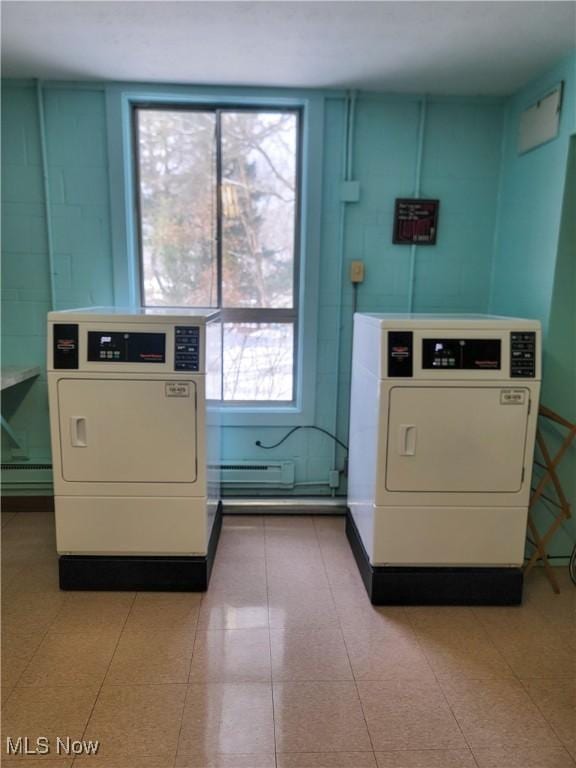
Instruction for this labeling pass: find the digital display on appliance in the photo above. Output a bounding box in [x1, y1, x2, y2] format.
[87, 331, 165, 363]
[422, 339, 501, 370]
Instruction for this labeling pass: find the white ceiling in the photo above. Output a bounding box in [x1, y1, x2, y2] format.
[1, 1, 575, 95]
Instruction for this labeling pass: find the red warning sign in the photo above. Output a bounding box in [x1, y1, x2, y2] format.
[393, 198, 439, 245]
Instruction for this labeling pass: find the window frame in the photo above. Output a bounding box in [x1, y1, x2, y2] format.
[106, 84, 324, 426]
[132, 103, 302, 406]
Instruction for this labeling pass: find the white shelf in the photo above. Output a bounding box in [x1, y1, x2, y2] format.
[1, 365, 41, 391]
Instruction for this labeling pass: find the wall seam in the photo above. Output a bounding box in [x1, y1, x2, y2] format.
[487, 98, 510, 314]
[36, 79, 56, 310]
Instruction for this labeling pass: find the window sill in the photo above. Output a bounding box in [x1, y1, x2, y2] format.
[220, 403, 311, 427]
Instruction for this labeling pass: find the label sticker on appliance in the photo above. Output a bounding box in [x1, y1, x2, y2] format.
[500, 389, 526, 405]
[165, 383, 190, 398]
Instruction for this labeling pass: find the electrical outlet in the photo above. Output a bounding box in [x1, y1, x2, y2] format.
[350, 260, 365, 283]
[328, 470, 340, 488]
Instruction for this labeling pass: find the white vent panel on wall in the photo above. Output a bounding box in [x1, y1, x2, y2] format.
[518, 83, 563, 155]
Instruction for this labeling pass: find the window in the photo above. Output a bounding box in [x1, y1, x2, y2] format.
[134, 106, 300, 403]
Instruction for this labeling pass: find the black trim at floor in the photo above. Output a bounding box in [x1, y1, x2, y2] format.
[345, 509, 523, 606]
[59, 502, 223, 591]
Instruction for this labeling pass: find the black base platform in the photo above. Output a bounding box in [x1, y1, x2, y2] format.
[345, 510, 523, 606]
[59, 503, 222, 591]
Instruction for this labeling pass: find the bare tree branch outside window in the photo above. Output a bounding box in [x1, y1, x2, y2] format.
[136, 108, 299, 402]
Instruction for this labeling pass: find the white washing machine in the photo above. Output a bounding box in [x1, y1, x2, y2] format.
[47, 307, 222, 590]
[347, 313, 541, 605]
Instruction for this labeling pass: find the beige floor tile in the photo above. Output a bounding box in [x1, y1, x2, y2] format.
[5, 556, 61, 594]
[71, 758, 174, 767]
[124, 593, 201, 631]
[472, 604, 547, 634]
[523, 677, 576, 746]
[178, 683, 274, 755]
[264, 522, 320, 548]
[1, 509, 18, 527]
[266, 557, 330, 591]
[565, 741, 576, 761]
[198, 588, 269, 630]
[273, 681, 371, 753]
[440, 677, 561, 748]
[264, 523, 319, 542]
[2, 626, 47, 667]
[3, 761, 72, 767]
[268, 587, 339, 630]
[491, 633, 574, 680]
[2, 628, 53, 700]
[406, 609, 514, 681]
[105, 627, 195, 684]
[524, 567, 574, 602]
[271, 627, 353, 681]
[339, 606, 419, 639]
[525, 580, 576, 650]
[336, 594, 410, 634]
[2, 591, 67, 635]
[344, 628, 435, 682]
[83, 683, 186, 757]
[222, 515, 265, 528]
[375, 751, 476, 767]
[189, 628, 271, 683]
[313, 515, 346, 534]
[417, 634, 515, 681]
[2, 666, 26, 704]
[264, 515, 316, 530]
[277, 754, 377, 767]
[175, 754, 275, 767]
[357, 680, 466, 751]
[209, 557, 267, 593]
[3, 510, 55, 529]
[1, 685, 99, 745]
[19, 629, 120, 687]
[471, 746, 576, 767]
[216, 527, 266, 562]
[473, 605, 576, 679]
[1, 561, 25, 593]
[321, 550, 366, 592]
[50, 594, 135, 634]
[264, 533, 323, 555]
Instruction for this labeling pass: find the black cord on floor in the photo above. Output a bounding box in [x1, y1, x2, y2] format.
[255, 425, 348, 452]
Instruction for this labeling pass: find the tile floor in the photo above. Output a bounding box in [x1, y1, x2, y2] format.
[1, 510, 574, 767]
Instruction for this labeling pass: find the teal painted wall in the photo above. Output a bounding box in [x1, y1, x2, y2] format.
[542, 137, 576, 558]
[489, 52, 576, 557]
[1, 84, 51, 462]
[1, 83, 113, 476]
[490, 52, 576, 328]
[0, 80, 513, 498]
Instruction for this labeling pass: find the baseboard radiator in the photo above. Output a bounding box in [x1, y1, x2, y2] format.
[219, 461, 295, 488]
[1, 462, 54, 493]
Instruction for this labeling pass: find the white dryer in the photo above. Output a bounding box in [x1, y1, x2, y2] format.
[347, 313, 541, 605]
[47, 307, 221, 590]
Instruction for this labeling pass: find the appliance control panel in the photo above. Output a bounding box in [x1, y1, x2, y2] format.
[422, 338, 501, 370]
[510, 332, 536, 378]
[174, 326, 200, 371]
[87, 331, 166, 364]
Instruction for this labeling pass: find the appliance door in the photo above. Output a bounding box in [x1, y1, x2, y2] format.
[58, 378, 197, 483]
[386, 386, 530, 493]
